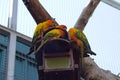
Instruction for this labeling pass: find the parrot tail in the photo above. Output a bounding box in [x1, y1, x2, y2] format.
[85, 50, 96, 56]
[27, 47, 34, 55]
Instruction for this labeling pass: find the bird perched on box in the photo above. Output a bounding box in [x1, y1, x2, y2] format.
[68, 27, 96, 66]
[39, 25, 68, 50]
[68, 27, 96, 56]
[27, 20, 56, 55]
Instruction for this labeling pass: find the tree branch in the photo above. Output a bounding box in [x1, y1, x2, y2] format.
[82, 57, 120, 80]
[74, 0, 100, 31]
[74, 0, 120, 80]
[22, 0, 58, 24]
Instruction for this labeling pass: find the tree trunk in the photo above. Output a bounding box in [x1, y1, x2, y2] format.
[74, 0, 100, 31]
[22, 0, 58, 24]
[22, 0, 120, 80]
[82, 57, 120, 80]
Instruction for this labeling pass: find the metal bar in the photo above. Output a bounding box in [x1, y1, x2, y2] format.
[6, 32, 16, 80]
[101, 0, 120, 10]
[8, 0, 18, 31]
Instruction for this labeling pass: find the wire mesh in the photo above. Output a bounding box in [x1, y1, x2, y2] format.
[17, 0, 36, 37]
[0, 0, 10, 27]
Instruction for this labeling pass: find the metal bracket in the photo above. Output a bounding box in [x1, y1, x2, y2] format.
[101, 0, 120, 10]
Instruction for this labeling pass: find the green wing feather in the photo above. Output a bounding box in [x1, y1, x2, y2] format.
[74, 30, 90, 49]
[43, 33, 59, 40]
[74, 29, 96, 55]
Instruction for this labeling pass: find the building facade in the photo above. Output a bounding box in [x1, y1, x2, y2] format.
[0, 25, 38, 80]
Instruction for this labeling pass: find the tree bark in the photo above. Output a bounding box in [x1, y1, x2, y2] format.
[74, 0, 100, 31]
[22, 0, 58, 24]
[22, 0, 120, 80]
[82, 57, 120, 80]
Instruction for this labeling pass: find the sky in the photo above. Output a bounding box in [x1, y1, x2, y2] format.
[0, 0, 120, 75]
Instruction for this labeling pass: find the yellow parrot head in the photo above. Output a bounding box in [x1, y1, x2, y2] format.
[45, 20, 56, 27]
[42, 20, 56, 32]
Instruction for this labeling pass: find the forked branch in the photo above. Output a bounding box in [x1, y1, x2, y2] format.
[74, 0, 100, 31]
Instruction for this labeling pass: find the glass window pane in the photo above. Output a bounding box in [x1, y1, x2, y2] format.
[0, 33, 9, 80]
[14, 39, 38, 80]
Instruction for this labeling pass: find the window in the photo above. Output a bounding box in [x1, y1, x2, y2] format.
[0, 32, 9, 80]
[14, 38, 38, 80]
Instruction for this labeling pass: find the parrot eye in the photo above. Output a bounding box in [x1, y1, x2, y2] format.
[61, 25, 67, 30]
[52, 24, 57, 27]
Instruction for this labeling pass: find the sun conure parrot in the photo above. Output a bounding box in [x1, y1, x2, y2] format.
[68, 28, 96, 56]
[33, 20, 56, 44]
[38, 25, 67, 50]
[27, 20, 56, 55]
[68, 27, 96, 68]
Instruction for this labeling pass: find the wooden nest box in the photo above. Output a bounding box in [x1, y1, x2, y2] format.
[35, 38, 81, 80]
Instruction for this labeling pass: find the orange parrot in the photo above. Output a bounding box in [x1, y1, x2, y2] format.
[33, 20, 56, 43]
[38, 25, 67, 50]
[68, 27, 96, 56]
[28, 20, 56, 55]
[68, 28, 96, 67]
